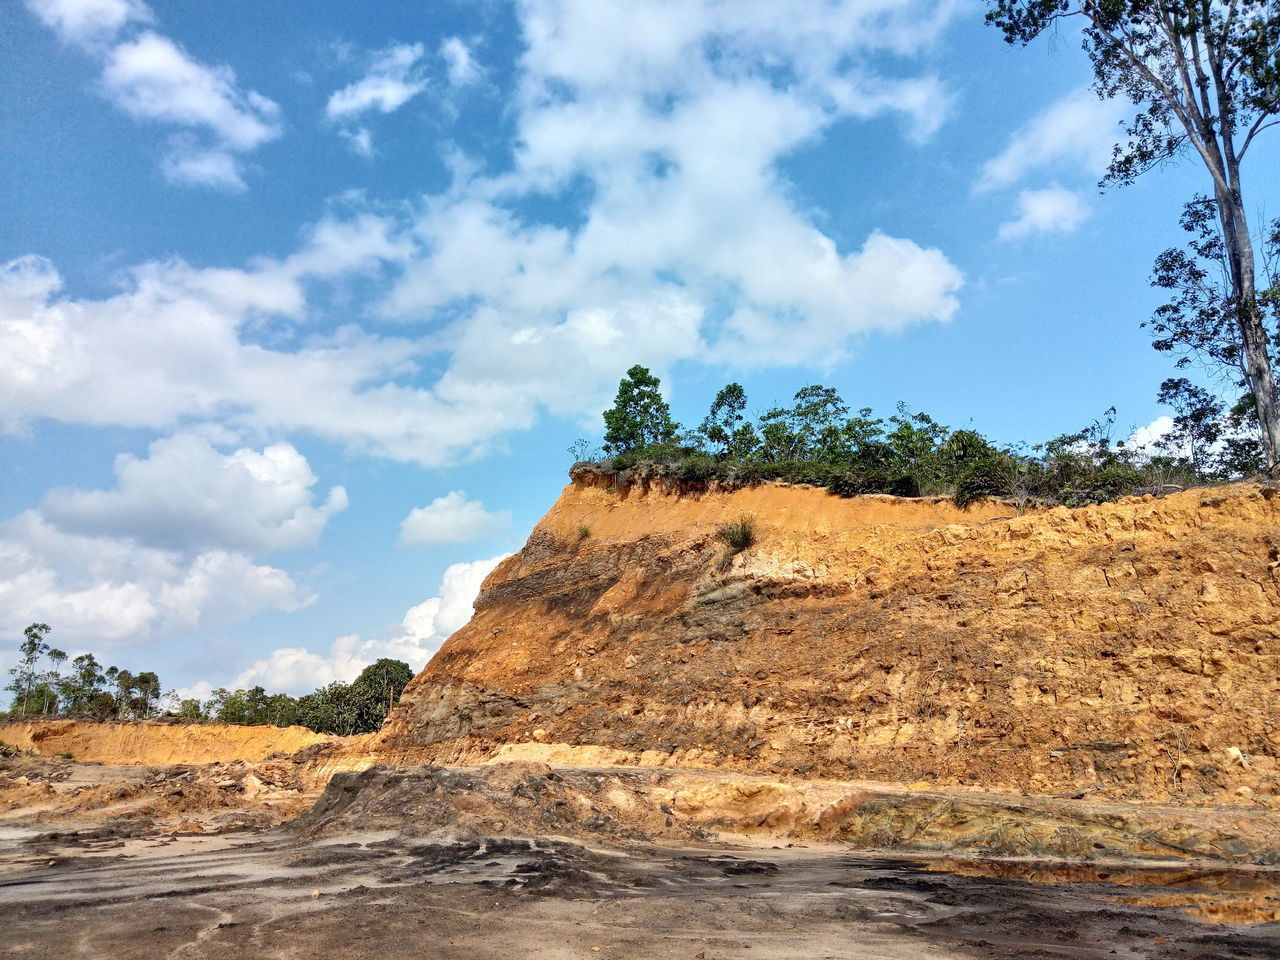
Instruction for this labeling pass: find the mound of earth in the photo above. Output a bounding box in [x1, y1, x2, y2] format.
[375, 473, 1280, 804]
[0, 738, 344, 836]
[1, 718, 346, 765]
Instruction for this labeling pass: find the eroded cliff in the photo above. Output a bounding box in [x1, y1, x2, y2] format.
[377, 471, 1280, 802]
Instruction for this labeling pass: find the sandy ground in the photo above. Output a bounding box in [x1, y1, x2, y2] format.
[4, 740, 1280, 958]
[3, 822, 1280, 960]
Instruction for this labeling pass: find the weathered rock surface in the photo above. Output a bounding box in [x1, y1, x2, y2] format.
[378, 471, 1280, 803]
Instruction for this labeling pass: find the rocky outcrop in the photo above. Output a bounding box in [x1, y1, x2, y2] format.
[378, 472, 1280, 803]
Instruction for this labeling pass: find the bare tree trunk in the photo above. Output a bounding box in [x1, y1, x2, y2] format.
[1217, 180, 1280, 467]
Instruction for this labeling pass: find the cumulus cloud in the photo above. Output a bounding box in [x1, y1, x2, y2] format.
[976, 88, 1127, 193]
[40, 433, 347, 553]
[399, 492, 509, 547]
[0, 511, 310, 647]
[385, 0, 965, 367]
[6, 0, 969, 465]
[996, 184, 1090, 241]
[232, 553, 507, 693]
[1126, 415, 1176, 453]
[25, 3, 280, 189]
[0, 431, 342, 645]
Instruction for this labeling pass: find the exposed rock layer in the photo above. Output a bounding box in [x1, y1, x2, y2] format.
[379, 472, 1280, 802]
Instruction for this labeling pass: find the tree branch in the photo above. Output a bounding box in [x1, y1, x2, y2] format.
[1241, 117, 1280, 156]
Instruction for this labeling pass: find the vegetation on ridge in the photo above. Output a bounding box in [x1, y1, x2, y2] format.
[574, 365, 1267, 509]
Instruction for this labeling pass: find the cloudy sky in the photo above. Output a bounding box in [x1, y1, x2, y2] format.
[3, 0, 1277, 698]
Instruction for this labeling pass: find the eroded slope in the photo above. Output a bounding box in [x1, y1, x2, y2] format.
[378, 472, 1280, 802]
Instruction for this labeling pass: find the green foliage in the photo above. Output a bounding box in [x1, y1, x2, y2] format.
[602, 365, 679, 455]
[6, 623, 54, 718]
[202, 658, 415, 736]
[716, 516, 757, 555]
[353, 658, 413, 708]
[577, 524, 591, 541]
[699, 382, 748, 456]
[582, 366, 1249, 509]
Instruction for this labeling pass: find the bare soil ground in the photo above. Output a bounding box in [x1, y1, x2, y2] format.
[3, 754, 1280, 959]
[4, 823, 1280, 960]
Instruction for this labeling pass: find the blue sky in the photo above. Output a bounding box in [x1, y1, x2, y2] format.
[3, 0, 1277, 699]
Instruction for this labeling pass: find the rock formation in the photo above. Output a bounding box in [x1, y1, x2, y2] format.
[378, 469, 1280, 802]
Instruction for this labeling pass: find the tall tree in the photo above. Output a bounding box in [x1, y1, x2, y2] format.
[985, 0, 1280, 464]
[699, 383, 749, 456]
[6, 623, 52, 717]
[602, 365, 679, 454]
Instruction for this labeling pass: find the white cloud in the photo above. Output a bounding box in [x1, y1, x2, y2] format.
[996, 183, 1090, 240]
[325, 42, 430, 155]
[25, 0, 151, 47]
[40, 433, 347, 553]
[440, 37, 480, 87]
[233, 553, 507, 693]
[399, 491, 509, 547]
[6, 0, 969, 465]
[0, 511, 309, 647]
[159, 139, 248, 191]
[1126, 415, 1175, 452]
[174, 680, 214, 703]
[340, 127, 374, 158]
[384, 0, 965, 366]
[326, 42, 427, 118]
[100, 31, 281, 189]
[25, 5, 281, 190]
[976, 88, 1127, 192]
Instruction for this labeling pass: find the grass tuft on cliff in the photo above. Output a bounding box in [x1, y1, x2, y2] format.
[715, 515, 756, 570]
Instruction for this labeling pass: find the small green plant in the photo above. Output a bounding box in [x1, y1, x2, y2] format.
[57, 752, 73, 760]
[716, 515, 757, 569]
[577, 524, 591, 541]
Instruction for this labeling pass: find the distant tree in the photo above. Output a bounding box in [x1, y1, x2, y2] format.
[175, 698, 207, 721]
[1155, 376, 1226, 473]
[6, 623, 53, 717]
[757, 385, 849, 462]
[1148, 197, 1280, 462]
[353, 658, 413, 714]
[602, 365, 679, 454]
[24, 681, 59, 716]
[111, 669, 138, 720]
[985, 0, 1280, 465]
[296, 682, 366, 736]
[58, 653, 108, 716]
[699, 383, 749, 457]
[133, 671, 161, 719]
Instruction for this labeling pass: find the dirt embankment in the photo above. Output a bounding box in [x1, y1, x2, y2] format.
[1, 719, 344, 765]
[377, 474, 1280, 803]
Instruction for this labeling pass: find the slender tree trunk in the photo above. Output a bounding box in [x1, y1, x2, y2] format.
[1216, 182, 1280, 467]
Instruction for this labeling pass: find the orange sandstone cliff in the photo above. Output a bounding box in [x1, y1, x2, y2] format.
[376, 469, 1280, 802]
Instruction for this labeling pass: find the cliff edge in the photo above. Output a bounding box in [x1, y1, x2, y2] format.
[377, 470, 1280, 803]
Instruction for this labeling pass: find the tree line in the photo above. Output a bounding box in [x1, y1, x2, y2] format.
[581, 363, 1263, 510]
[3, 623, 413, 737]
